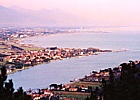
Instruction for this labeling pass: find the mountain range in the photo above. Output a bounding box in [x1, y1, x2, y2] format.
[0, 6, 86, 27]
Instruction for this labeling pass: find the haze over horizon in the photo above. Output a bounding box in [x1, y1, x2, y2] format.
[1, 0, 140, 27]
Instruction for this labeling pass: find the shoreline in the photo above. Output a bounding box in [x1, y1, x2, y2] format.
[6, 48, 112, 75]
[1, 27, 140, 99]
[18, 32, 130, 51]
[25, 60, 140, 99]
[17, 32, 100, 48]
[5, 32, 129, 75]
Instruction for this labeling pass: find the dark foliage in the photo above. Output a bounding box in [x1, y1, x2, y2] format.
[0, 65, 32, 100]
[87, 61, 140, 100]
[103, 61, 140, 100]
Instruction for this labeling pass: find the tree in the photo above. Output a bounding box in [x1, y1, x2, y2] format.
[85, 91, 97, 100]
[14, 87, 31, 100]
[0, 65, 32, 100]
[103, 61, 140, 100]
[0, 65, 13, 100]
[86, 61, 140, 100]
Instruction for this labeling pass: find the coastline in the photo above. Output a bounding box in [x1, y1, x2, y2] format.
[17, 32, 102, 48]
[6, 33, 138, 100]
[25, 60, 140, 99]
[18, 32, 130, 52]
[5, 32, 129, 75]
[6, 47, 112, 75]
[1, 27, 140, 99]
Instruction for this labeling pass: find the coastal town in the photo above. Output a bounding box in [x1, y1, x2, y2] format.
[0, 46, 112, 75]
[0, 26, 135, 100]
[0, 27, 113, 75]
[25, 60, 140, 100]
[1, 0, 140, 99]
[0, 0, 140, 100]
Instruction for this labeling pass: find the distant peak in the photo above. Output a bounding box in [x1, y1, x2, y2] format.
[52, 8, 62, 11]
[0, 5, 7, 8]
[38, 8, 63, 12]
[9, 5, 23, 10]
[0, 5, 11, 10]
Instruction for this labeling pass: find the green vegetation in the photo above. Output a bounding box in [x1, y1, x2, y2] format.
[53, 91, 90, 99]
[74, 81, 101, 88]
[21, 47, 43, 51]
[0, 65, 32, 100]
[52, 82, 101, 99]
[87, 61, 140, 100]
[0, 41, 43, 53]
[103, 61, 140, 100]
[61, 93, 88, 99]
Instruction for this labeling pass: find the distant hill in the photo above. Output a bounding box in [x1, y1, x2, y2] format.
[0, 6, 84, 27]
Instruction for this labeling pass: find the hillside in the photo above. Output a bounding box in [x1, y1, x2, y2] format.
[0, 6, 84, 27]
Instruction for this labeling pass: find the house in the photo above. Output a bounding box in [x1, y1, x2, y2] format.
[69, 87, 78, 92]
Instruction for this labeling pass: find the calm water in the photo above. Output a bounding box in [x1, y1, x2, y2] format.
[21, 31, 140, 50]
[8, 30, 140, 90]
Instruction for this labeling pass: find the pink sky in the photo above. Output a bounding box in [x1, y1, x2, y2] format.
[1, 0, 140, 26]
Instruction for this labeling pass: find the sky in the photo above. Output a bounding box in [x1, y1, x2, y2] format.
[1, 0, 140, 26]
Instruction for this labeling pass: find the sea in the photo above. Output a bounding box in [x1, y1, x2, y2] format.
[8, 27, 140, 90]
